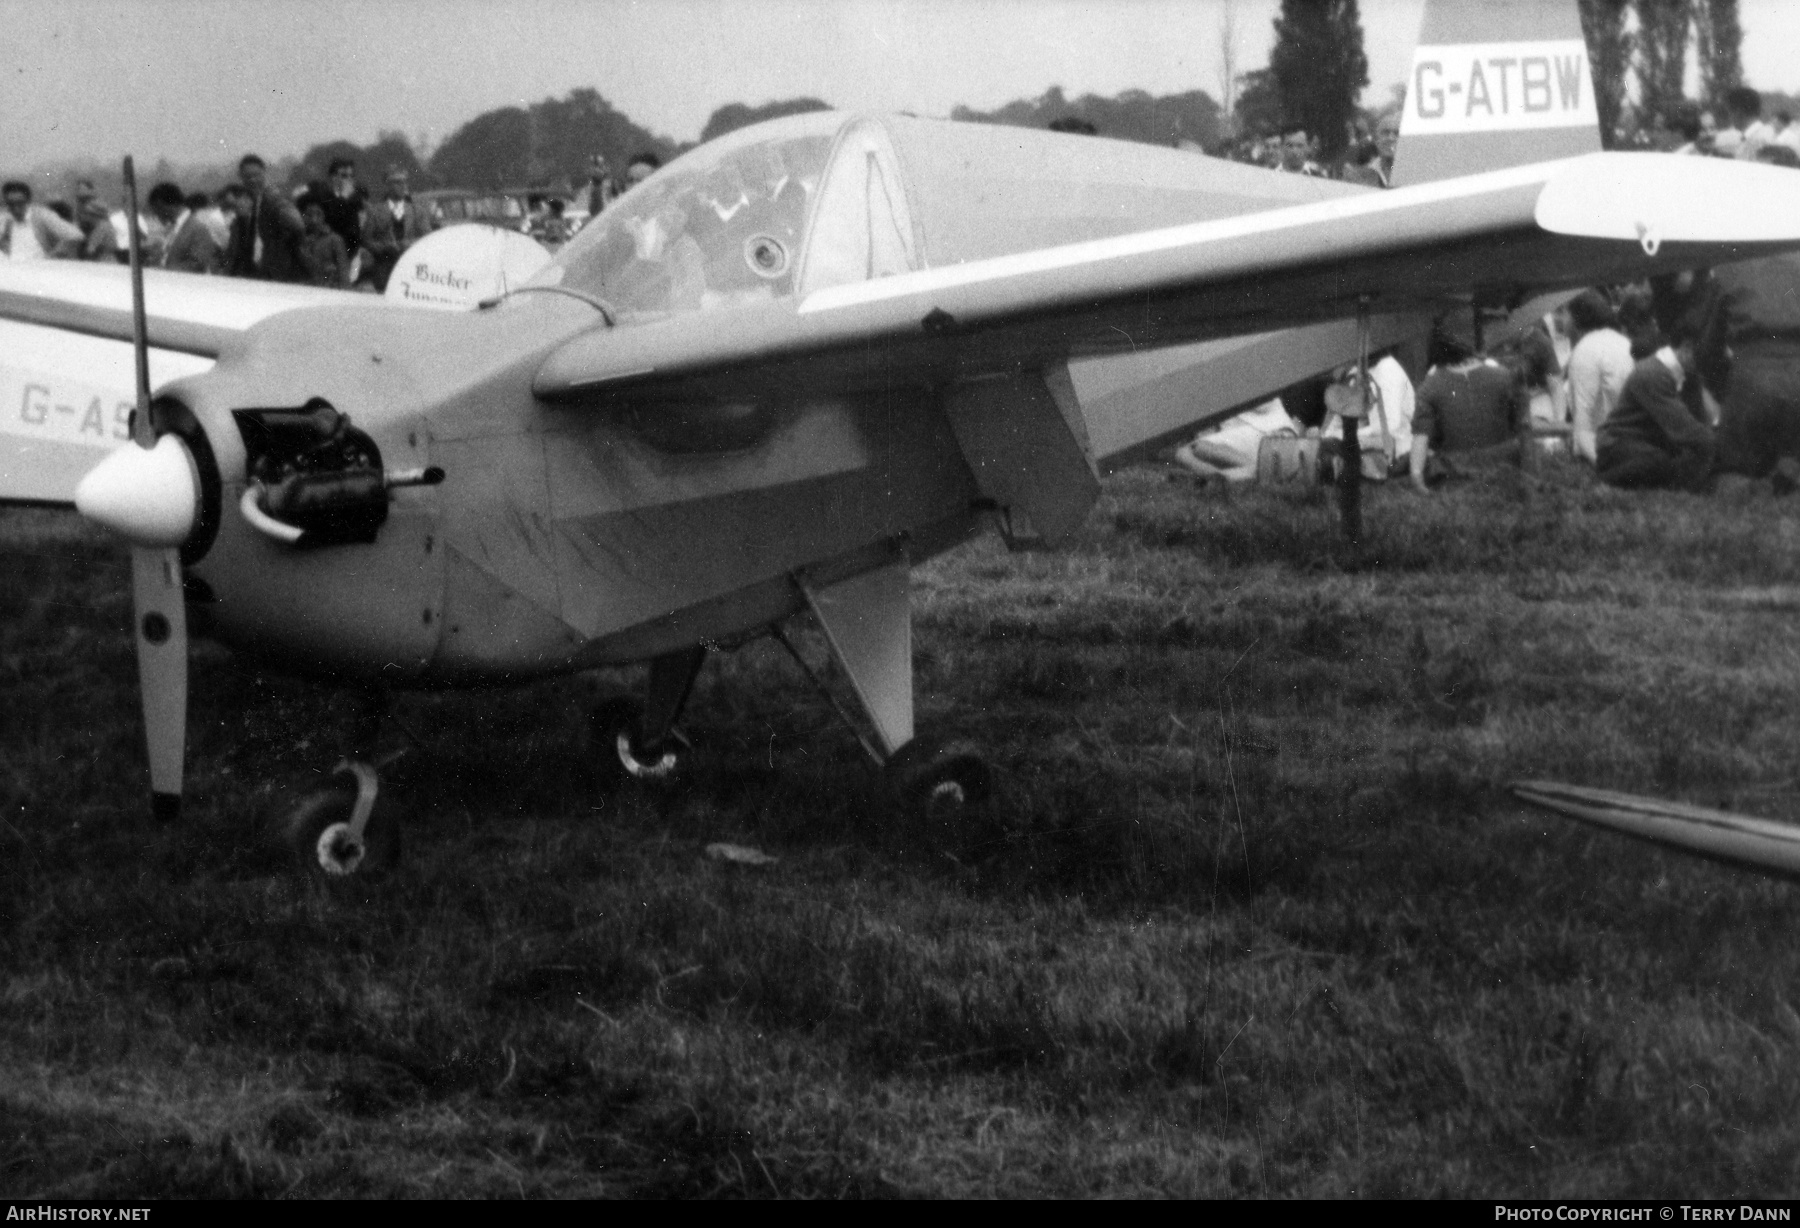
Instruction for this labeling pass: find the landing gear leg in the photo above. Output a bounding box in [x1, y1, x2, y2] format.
[593, 644, 705, 782]
[272, 760, 402, 880]
[265, 684, 406, 880]
[788, 558, 992, 831]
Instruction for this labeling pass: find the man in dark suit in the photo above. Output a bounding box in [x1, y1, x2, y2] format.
[146, 182, 221, 274]
[1700, 254, 1800, 487]
[1595, 332, 1713, 491]
[226, 153, 305, 281]
[317, 158, 368, 273]
[359, 167, 436, 292]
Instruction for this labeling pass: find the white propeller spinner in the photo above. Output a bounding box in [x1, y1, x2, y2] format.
[73, 433, 198, 549]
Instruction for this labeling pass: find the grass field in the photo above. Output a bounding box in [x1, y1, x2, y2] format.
[6, 456, 1800, 1198]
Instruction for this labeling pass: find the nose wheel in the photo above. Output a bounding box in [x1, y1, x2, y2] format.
[268, 760, 402, 880]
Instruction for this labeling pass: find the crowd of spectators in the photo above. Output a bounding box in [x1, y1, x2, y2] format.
[1, 146, 668, 285]
[1214, 85, 1800, 184]
[1, 153, 430, 288]
[1179, 254, 1800, 502]
[1174, 87, 1800, 497]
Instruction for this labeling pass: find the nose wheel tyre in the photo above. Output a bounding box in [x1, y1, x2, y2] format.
[268, 762, 401, 881]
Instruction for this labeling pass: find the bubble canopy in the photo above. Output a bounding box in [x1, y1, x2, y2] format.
[533, 112, 922, 320]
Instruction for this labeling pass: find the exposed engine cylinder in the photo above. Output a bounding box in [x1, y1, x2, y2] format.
[233, 399, 389, 546]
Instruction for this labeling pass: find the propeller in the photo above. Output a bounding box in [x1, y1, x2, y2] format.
[84, 157, 191, 823]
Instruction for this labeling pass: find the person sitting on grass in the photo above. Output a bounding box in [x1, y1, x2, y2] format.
[1320, 348, 1415, 481]
[1594, 326, 1713, 492]
[1173, 397, 1299, 484]
[1564, 288, 1635, 463]
[1408, 319, 1534, 493]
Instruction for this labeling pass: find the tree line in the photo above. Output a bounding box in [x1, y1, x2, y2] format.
[25, 0, 1753, 203]
[1233, 0, 1749, 162]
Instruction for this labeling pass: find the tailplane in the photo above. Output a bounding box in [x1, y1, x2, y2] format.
[1390, 0, 1602, 187]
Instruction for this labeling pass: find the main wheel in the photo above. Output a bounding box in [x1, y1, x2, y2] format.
[268, 765, 401, 880]
[591, 697, 680, 783]
[882, 737, 992, 831]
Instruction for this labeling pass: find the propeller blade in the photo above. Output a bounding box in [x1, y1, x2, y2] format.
[122, 155, 189, 823]
[124, 156, 153, 448]
[131, 547, 187, 823]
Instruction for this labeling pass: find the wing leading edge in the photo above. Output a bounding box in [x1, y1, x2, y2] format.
[0, 261, 360, 358]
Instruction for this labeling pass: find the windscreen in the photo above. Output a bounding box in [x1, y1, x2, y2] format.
[535, 121, 839, 318]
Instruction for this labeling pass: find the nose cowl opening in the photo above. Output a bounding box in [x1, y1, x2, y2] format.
[74, 434, 199, 548]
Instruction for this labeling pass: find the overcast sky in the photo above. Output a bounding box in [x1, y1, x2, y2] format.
[5, 0, 1799, 170]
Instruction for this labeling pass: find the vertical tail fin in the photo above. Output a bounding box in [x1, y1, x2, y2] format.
[1390, 0, 1601, 188]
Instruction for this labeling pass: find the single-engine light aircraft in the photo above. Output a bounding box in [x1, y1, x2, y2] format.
[6, 0, 1800, 879]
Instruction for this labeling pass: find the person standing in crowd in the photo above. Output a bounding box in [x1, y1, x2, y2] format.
[187, 191, 230, 249]
[1736, 88, 1776, 159]
[1657, 101, 1705, 154]
[1277, 126, 1326, 177]
[78, 202, 118, 261]
[1374, 111, 1401, 184]
[1714, 87, 1762, 158]
[1344, 111, 1400, 186]
[1595, 330, 1713, 491]
[74, 180, 120, 262]
[1696, 110, 1721, 155]
[1408, 320, 1534, 492]
[317, 158, 368, 278]
[582, 154, 619, 218]
[1341, 139, 1384, 186]
[1777, 111, 1800, 159]
[227, 154, 305, 281]
[298, 200, 349, 287]
[1563, 289, 1635, 463]
[624, 152, 662, 189]
[71, 179, 104, 231]
[358, 166, 435, 292]
[1700, 253, 1800, 489]
[1, 181, 84, 260]
[147, 181, 222, 274]
[529, 198, 569, 249]
[216, 185, 250, 255]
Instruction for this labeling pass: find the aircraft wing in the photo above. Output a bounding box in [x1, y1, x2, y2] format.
[534, 154, 1800, 466]
[0, 264, 355, 506]
[0, 260, 356, 357]
[0, 220, 540, 507]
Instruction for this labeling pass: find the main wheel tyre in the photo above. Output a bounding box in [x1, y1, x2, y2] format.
[883, 738, 992, 829]
[269, 766, 401, 880]
[591, 697, 680, 783]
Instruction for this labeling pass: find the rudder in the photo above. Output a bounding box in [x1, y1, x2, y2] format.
[1390, 0, 1601, 188]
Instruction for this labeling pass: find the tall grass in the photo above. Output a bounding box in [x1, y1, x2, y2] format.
[5, 456, 1800, 1196]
